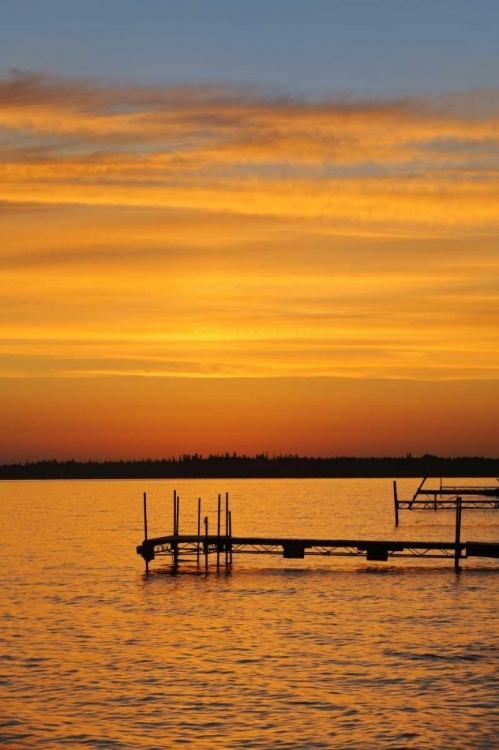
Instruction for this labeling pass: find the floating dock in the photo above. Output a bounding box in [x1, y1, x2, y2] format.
[136, 490, 499, 574]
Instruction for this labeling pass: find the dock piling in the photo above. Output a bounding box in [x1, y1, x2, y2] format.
[172, 491, 180, 570]
[217, 494, 221, 571]
[228, 509, 233, 565]
[455, 496, 462, 572]
[204, 515, 209, 572]
[197, 497, 201, 565]
[143, 492, 149, 575]
[225, 492, 230, 568]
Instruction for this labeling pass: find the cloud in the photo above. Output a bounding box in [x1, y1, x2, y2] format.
[1, 71, 498, 200]
[1, 71, 498, 235]
[1, 73, 499, 385]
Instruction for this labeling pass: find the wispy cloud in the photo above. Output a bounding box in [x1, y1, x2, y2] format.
[1, 71, 498, 227]
[1, 72, 499, 384]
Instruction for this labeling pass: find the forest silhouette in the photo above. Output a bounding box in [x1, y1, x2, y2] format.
[1, 454, 498, 480]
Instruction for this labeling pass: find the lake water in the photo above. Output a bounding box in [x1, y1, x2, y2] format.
[2, 478, 499, 749]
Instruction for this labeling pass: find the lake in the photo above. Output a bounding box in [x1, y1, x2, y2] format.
[2, 478, 499, 749]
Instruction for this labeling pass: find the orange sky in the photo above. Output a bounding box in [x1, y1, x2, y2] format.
[1, 73, 498, 461]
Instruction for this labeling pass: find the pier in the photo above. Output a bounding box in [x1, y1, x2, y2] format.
[393, 476, 499, 525]
[136, 489, 499, 574]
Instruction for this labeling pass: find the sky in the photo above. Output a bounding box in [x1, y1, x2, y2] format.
[1, 1, 499, 461]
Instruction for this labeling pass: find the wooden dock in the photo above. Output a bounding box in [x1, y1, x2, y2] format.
[136, 490, 499, 574]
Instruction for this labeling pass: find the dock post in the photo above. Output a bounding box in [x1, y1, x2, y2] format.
[393, 481, 399, 526]
[454, 496, 462, 572]
[143, 492, 149, 575]
[172, 491, 180, 571]
[197, 497, 201, 565]
[204, 515, 209, 573]
[225, 492, 229, 568]
[228, 509, 233, 565]
[217, 493, 221, 571]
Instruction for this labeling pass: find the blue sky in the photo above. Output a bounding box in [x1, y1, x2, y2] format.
[2, 0, 498, 94]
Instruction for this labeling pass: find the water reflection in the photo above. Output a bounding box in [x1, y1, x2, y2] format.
[1, 479, 499, 748]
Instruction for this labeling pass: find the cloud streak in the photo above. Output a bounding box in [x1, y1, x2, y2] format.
[1, 71, 498, 229]
[1, 72, 499, 388]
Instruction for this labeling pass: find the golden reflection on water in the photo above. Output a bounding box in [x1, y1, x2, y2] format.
[2, 478, 499, 748]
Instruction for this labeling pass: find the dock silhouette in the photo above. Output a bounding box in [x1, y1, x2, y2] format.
[393, 476, 499, 516]
[136, 489, 499, 574]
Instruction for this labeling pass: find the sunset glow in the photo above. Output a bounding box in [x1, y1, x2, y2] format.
[1, 8, 499, 461]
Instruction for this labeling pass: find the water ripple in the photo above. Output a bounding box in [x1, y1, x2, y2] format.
[2, 478, 499, 749]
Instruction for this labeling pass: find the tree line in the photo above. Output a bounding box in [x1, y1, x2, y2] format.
[0, 454, 498, 480]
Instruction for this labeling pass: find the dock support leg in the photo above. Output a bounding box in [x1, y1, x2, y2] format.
[217, 493, 221, 571]
[204, 515, 209, 573]
[393, 481, 399, 527]
[197, 497, 201, 565]
[172, 491, 180, 572]
[454, 496, 462, 572]
[143, 491, 149, 575]
[228, 510, 233, 566]
[225, 492, 229, 569]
